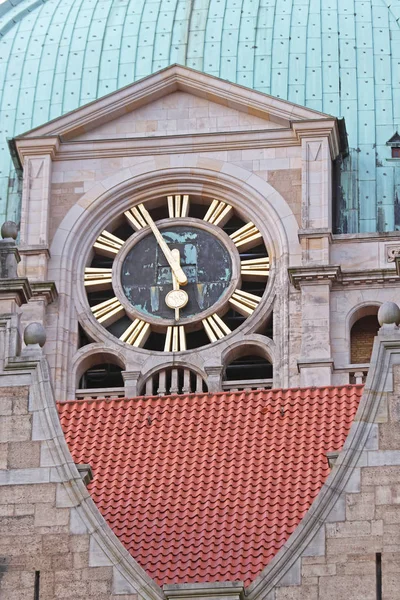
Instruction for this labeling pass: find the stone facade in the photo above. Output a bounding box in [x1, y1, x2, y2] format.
[10, 65, 400, 401]
[1, 275, 400, 598]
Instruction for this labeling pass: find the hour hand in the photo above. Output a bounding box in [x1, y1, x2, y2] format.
[138, 204, 188, 286]
[165, 249, 189, 321]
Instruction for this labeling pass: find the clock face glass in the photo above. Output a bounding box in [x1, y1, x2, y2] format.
[83, 195, 270, 352]
[121, 225, 232, 320]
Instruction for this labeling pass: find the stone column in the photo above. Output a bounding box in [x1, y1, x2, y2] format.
[122, 370, 141, 397]
[204, 365, 223, 393]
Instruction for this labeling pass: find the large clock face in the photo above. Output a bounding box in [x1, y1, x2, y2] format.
[83, 195, 270, 352]
[120, 224, 234, 321]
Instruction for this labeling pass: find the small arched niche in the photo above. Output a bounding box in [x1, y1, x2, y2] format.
[75, 351, 125, 399]
[350, 306, 380, 365]
[223, 343, 273, 391]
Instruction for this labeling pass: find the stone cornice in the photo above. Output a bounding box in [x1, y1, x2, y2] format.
[0, 278, 32, 306]
[289, 266, 400, 289]
[292, 119, 340, 158]
[334, 269, 400, 288]
[298, 228, 333, 243]
[14, 137, 59, 165]
[30, 281, 58, 304]
[297, 358, 334, 373]
[18, 245, 51, 259]
[289, 266, 341, 288]
[14, 120, 341, 163]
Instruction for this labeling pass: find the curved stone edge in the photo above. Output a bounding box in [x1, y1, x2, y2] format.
[2, 322, 165, 600]
[246, 324, 400, 598]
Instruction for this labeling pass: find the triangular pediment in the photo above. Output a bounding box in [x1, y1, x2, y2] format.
[16, 65, 334, 142]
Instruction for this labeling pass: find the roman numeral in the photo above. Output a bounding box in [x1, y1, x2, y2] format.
[84, 267, 113, 291]
[119, 319, 151, 347]
[229, 290, 262, 316]
[240, 257, 270, 280]
[124, 206, 148, 231]
[230, 222, 262, 250]
[164, 326, 187, 352]
[202, 314, 231, 342]
[91, 297, 125, 327]
[167, 195, 190, 218]
[93, 230, 124, 257]
[203, 199, 233, 227]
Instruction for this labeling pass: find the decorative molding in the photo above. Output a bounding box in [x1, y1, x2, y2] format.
[336, 269, 400, 288]
[387, 245, 400, 262]
[289, 266, 341, 289]
[14, 137, 59, 165]
[0, 278, 32, 306]
[297, 228, 333, 243]
[30, 281, 58, 304]
[18, 245, 51, 261]
[297, 358, 334, 373]
[290, 266, 400, 289]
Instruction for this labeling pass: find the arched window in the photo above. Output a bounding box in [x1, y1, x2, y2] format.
[350, 313, 379, 364]
[223, 344, 273, 391]
[75, 352, 126, 399]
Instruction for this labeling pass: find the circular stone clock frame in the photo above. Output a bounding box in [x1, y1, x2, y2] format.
[112, 217, 241, 331]
[80, 191, 272, 353]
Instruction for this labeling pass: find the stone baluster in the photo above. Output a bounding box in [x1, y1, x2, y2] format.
[157, 370, 167, 396]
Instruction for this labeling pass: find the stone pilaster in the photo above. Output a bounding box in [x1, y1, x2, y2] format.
[289, 266, 341, 386]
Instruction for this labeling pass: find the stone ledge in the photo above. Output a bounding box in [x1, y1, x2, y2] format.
[164, 582, 245, 600]
[289, 266, 341, 288]
[31, 281, 58, 304]
[0, 278, 32, 306]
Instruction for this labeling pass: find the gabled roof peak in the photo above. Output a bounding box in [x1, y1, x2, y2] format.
[16, 64, 335, 142]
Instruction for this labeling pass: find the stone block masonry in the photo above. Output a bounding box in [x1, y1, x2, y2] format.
[0, 320, 164, 600]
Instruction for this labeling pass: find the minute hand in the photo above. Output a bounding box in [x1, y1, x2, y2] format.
[138, 204, 188, 286]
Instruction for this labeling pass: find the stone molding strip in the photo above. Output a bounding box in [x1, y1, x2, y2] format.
[289, 265, 400, 289]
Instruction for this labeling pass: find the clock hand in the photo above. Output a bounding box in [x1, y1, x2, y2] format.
[165, 249, 189, 321]
[138, 203, 188, 286]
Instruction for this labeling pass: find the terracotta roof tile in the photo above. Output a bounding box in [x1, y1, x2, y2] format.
[57, 385, 362, 586]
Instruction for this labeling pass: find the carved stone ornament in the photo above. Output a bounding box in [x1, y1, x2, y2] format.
[386, 245, 400, 262]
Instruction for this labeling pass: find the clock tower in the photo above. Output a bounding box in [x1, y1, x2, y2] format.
[13, 65, 384, 402]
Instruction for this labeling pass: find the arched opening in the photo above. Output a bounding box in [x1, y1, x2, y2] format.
[222, 343, 273, 391]
[79, 363, 124, 390]
[350, 313, 380, 364]
[75, 350, 126, 399]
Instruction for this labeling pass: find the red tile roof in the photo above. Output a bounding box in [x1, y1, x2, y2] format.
[58, 385, 362, 587]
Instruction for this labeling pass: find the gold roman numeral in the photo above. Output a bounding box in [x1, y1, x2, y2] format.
[167, 195, 190, 218]
[119, 319, 151, 347]
[229, 290, 262, 316]
[93, 230, 124, 257]
[91, 297, 125, 327]
[202, 314, 231, 342]
[230, 222, 262, 250]
[240, 257, 270, 280]
[84, 267, 113, 291]
[124, 206, 148, 231]
[203, 200, 233, 227]
[164, 326, 186, 352]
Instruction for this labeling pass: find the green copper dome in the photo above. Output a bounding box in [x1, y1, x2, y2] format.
[1, 0, 400, 232]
